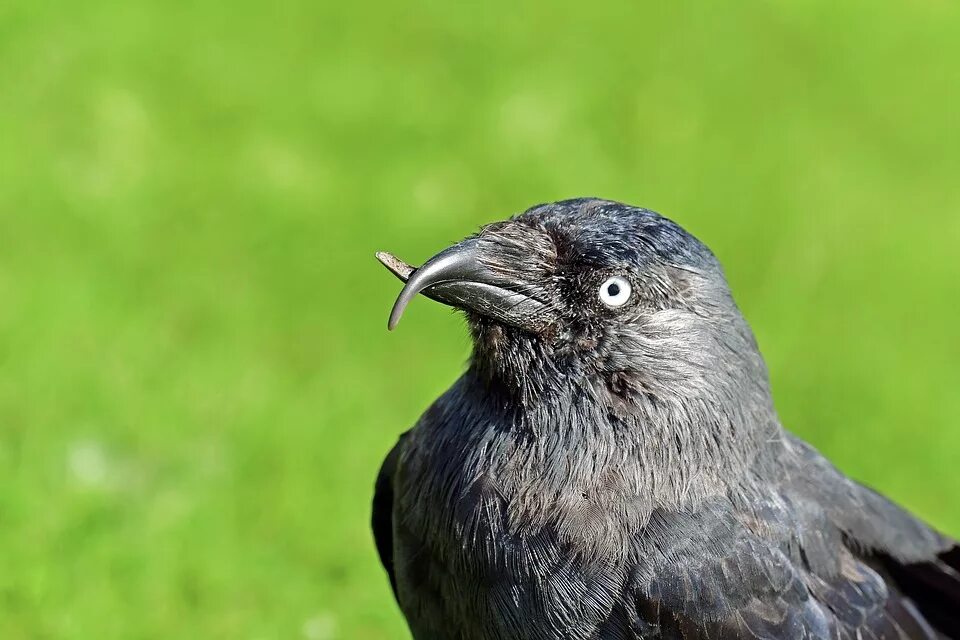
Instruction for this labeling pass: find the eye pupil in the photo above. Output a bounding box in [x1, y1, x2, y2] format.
[607, 283, 620, 296]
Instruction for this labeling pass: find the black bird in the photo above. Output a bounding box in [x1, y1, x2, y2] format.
[373, 198, 959, 639]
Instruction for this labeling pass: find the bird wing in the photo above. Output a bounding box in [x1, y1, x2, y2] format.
[625, 498, 942, 639]
[781, 435, 959, 637]
[372, 432, 408, 602]
[877, 544, 960, 637]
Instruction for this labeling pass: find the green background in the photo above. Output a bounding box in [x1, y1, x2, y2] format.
[1, 1, 958, 638]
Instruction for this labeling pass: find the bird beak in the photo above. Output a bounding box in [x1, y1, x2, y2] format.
[377, 238, 549, 332]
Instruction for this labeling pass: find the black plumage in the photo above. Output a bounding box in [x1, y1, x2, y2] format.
[373, 198, 959, 639]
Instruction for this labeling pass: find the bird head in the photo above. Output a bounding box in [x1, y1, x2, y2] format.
[379, 198, 774, 415]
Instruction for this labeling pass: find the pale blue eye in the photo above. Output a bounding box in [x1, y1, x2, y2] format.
[599, 276, 632, 307]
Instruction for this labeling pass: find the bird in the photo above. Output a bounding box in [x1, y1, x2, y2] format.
[372, 198, 959, 639]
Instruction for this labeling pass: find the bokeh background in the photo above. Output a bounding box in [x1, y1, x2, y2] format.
[1, 1, 958, 638]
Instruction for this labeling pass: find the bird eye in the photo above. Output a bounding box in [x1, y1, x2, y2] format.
[598, 276, 632, 308]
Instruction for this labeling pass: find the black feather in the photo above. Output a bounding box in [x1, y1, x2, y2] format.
[371, 433, 407, 601]
[880, 545, 960, 637]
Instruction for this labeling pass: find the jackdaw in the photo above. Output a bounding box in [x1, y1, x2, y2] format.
[373, 198, 959, 639]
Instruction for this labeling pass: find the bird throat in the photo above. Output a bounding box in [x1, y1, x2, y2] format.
[468, 319, 566, 408]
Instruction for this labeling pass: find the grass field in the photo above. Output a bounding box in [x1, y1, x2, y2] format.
[1, 1, 958, 637]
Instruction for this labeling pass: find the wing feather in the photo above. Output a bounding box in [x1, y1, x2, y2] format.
[372, 433, 408, 601]
[626, 500, 942, 639]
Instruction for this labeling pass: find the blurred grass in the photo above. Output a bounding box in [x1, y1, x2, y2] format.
[0, 0, 958, 637]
